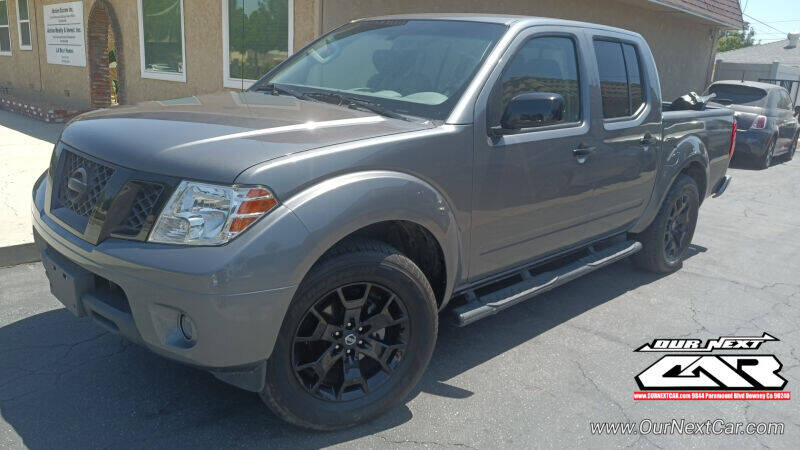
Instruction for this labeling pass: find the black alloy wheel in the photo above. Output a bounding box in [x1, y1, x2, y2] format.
[261, 238, 438, 430]
[787, 133, 798, 161]
[663, 192, 693, 264]
[631, 174, 699, 273]
[760, 137, 776, 169]
[292, 282, 409, 401]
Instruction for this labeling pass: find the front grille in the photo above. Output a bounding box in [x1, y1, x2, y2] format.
[48, 143, 177, 244]
[57, 151, 115, 218]
[112, 182, 165, 236]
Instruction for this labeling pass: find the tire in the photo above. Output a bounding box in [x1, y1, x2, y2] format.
[758, 136, 777, 170]
[631, 175, 700, 273]
[260, 238, 438, 430]
[786, 132, 798, 161]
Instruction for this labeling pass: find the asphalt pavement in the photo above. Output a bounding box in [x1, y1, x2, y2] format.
[1, 158, 799, 448]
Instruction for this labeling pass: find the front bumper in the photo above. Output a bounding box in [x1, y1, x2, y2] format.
[32, 174, 305, 391]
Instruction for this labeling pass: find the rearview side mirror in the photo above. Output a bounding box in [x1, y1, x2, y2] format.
[795, 105, 800, 118]
[491, 93, 566, 137]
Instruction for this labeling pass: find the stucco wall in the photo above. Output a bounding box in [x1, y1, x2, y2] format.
[0, 0, 91, 108]
[320, 0, 724, 101]
[1, 0, 723, 107]
[0, 0, 317, 108]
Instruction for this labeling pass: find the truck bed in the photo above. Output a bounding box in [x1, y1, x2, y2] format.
[661, 105, 734, 199]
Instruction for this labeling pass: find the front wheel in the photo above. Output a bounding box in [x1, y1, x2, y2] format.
[261, 239, 438, 430]
[631, 175, 700, 273]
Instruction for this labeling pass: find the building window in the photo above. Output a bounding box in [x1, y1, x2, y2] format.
[0, 0, 11, 56]
[222, 0, 293, 89]
[16, 0, 30, 50]
[137, 0, 187, 82]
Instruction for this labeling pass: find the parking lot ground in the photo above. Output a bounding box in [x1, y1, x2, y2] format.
[1, 158, 799, 449]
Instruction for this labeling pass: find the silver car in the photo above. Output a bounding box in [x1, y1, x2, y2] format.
[708, 80, 799, 169]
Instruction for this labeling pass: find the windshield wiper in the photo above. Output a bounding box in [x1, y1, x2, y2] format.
[341, 96, 412, 121]
[254, 83, 313, 102]
[307, 92, 412, 121]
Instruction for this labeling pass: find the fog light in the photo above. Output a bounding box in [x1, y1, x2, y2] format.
[179, 314, 196, 342]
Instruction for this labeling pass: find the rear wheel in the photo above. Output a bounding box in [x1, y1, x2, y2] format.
[758, 136, 777, 169]
[261, 239, 438, 430]
[632, 175, 699, 273]
[786, 132, 798, 161]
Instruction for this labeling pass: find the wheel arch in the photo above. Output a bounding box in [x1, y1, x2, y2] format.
[283, 170, 462, 309]
[680, 161, 707, 205]
[631, 136, 710, 234]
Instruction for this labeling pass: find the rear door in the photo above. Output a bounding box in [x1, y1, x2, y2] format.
[469, 26, 599, 280]
[581, 35, 661, 238]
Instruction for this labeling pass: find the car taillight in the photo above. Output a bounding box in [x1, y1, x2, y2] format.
[729, 121, 737, 159]
[752, 115, 767, 129]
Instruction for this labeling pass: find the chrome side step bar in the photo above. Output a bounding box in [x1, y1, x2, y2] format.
[451, 240, 642, 326]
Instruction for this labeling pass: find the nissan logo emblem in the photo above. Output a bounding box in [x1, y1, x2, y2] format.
[67, 167, 89, 202]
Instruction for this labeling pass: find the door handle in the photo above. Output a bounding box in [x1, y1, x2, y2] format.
[572, 146, 597, 157]
[640, 133, 654, 146]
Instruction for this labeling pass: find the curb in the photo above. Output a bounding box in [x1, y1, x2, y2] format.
[0, 242, 40, 268]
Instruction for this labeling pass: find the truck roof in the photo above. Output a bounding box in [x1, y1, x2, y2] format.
[352, 14, 641, 38]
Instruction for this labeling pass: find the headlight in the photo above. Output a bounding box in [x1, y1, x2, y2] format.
[149, 181, 277, 245]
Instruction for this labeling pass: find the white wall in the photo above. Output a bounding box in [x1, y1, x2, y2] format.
[714, 61, 800, 106]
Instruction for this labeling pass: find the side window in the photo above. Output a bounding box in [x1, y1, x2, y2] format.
[594, 39, 647, 119]
[622, 44, 645, 113]
[779, 91, 792, 110]
[494, 36, 581, 127]
[0, 0, 11, 56]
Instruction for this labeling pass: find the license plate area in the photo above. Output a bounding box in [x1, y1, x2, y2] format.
[42, 249, 94, 317]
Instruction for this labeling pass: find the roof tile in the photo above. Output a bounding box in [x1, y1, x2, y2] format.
[718, 40, 800, 67]
[655, 0, 744, 28]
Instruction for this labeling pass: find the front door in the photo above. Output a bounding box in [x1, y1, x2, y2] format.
[469, 30, 598, 280]
[581, 37, 660, 238]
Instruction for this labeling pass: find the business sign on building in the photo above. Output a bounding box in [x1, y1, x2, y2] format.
[44, 2, 86, 67]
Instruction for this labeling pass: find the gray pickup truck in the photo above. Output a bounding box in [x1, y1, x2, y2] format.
[31, 15, 734, 429]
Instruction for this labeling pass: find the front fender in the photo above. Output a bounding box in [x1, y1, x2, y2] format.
[631, 134, 710, 233]
[282, 170, 462, 304]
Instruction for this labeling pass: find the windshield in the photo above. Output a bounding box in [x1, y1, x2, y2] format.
[253, 20, 507, 121]
[708, 84, 768, 107]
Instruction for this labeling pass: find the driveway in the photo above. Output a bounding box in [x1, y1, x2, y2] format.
[0, 110, 63, 251]
[1, 158, 798, 448]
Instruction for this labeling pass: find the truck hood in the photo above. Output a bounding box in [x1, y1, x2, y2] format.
[60, 91, 432, 183]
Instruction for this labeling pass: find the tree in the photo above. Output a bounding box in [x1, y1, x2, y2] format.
[718, 27, 756, 53]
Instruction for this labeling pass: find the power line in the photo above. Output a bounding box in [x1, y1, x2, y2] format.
[743, 12, 788, 35]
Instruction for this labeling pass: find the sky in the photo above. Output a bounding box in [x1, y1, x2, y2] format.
[740, 0, 800, 44]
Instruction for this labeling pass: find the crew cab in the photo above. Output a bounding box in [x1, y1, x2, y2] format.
[31, 15, 735, 429]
